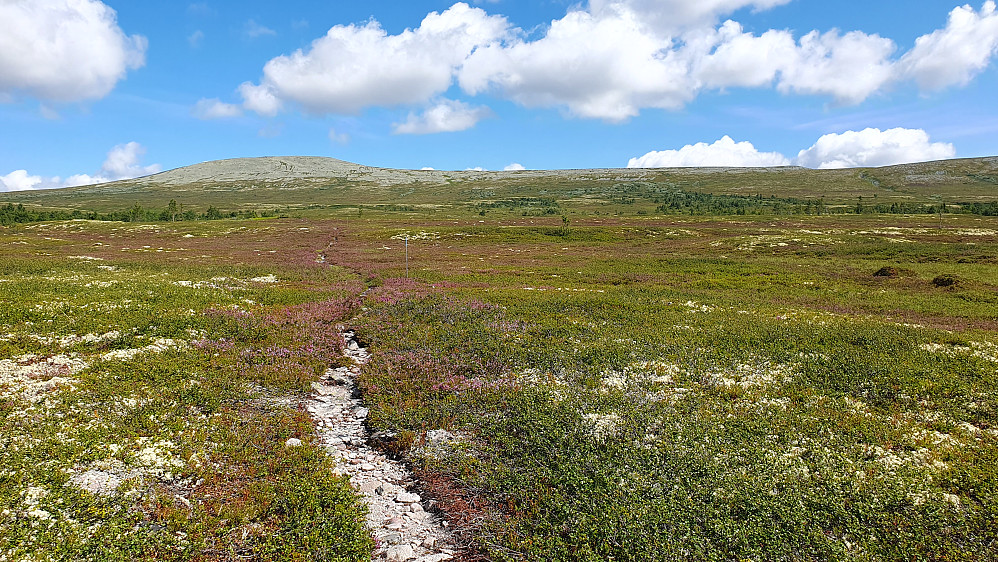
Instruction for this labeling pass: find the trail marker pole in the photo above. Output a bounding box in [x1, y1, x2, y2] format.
[405, 235, 409, 278]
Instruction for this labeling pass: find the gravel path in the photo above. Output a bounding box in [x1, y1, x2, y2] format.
[305, 330, 455, 562]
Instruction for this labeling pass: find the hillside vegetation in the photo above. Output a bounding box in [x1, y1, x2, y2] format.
[1, 157, 997, 561]
[3, 156, 997, 217]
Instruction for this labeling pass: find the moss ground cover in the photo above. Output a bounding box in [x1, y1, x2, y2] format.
[2, 209, 997, 560]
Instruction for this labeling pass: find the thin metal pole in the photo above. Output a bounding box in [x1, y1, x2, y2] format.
[405, 235, 409, 277]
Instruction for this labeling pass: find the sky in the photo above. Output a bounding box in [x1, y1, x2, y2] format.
[2, 0, 998, 191]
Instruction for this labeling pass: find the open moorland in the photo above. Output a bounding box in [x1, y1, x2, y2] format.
[1, 157, 997, 561]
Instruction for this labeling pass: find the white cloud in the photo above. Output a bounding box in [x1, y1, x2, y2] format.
[99, 142, 161, 179]
[240, 3, 508, 116]
[775, 30, 896, 105]
[62, 174, 102, 187]
[0, 170, 44, 192]
[245, 19, 276, 38]
[795, 127, 956, 169]
[629, 128, 956, 170]
[239, 82, 282, 116]
[420, 167, 436, 170]
[222, 1, 998, 123]
[2, 142, 161, 192]
[460, 8, 695, 121]
[0, 0, 147, 102]
[329, 128, 349, 144]
[465, 166, 487, 171]
[192, 98, 243, 119]
[393, 99, 491, 134]
[900, 1, 998, 90]
[693, 22, 797, 89]
[694, 22, 897, 105]
[628, 136, 791, 168]
[503, 162, 526, 171]
[459, 3, 903, 120]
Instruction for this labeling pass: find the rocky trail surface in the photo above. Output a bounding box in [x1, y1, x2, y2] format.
[304, 330, 455, 562]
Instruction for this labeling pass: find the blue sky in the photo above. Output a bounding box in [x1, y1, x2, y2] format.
[2, 0, 998, 190]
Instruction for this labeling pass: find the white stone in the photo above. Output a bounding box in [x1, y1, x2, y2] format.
[285, 438, 303, 448]
[386, 544, 416, 561]
[396, 492, 420, 504]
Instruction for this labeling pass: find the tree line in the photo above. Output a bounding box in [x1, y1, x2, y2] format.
[652, 190, 998, 216]
[0, 200, 278, 226]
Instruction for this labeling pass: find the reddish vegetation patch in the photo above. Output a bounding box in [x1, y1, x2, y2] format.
[365, 277, 434, 304]
[30, 219, 343, 271]
[413, 468, 495, 562]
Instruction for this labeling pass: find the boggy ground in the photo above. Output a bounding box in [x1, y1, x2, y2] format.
[1, 212, 997, 560]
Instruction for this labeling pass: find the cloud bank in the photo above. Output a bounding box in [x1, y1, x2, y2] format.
[794, 128, 956, 169]
[222, 1, 998, 125]
[628, 136, 791, 168]
[628, 128, 956, 169]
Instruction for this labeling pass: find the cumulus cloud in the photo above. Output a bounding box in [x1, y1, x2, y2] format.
[393, 99, 492, 134]
[693, 22, 796, 89]
[459, 3, 907, 119]
[900, 1, 998, 90]
[628, 136, 791, 168]
[223, 1, 998, 123]
[689, 23, 897, 105]
[0, 170, 44, 192]
[460, 8, 695, 121]
[192, 98, 243, 119]
[503, 162, 526, 171]
[773, 30, 896, 104]
[240, 3, 508, 115]
[795, 127, 956, 169]
[629, 128, 956, 170]
[0, 0, 147, 102]
[1, 142, 160, 192]
[238, 82, 283, 116]
[99, 142, 161, 179]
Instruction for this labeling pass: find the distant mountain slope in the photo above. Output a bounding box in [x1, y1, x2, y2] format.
[3, 156, 996, 214]
[139, 156, 375, 184]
